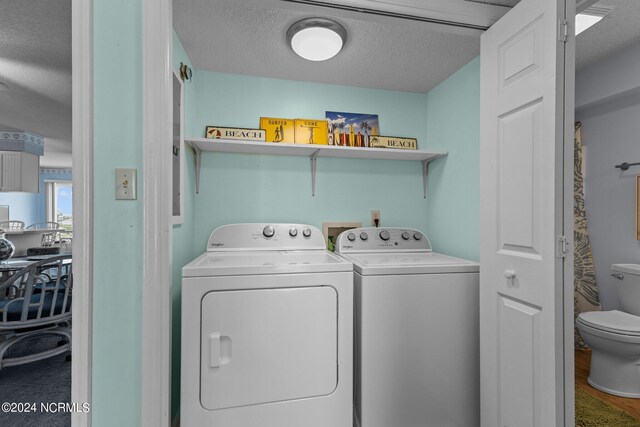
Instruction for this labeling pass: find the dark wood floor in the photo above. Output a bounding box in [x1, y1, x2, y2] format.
[575, 349, 640, 420]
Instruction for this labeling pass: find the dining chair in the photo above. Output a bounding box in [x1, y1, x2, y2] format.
[0, 221, 25, 231]
[0, 255, 72, 368]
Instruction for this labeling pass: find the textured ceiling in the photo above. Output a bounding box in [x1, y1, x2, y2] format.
[575, 0, 640, 69]
[465, 0, 520, 6]
[173, 0, 483, 93]
[0, 0, 637, 168]
[0, 0, 72, 168]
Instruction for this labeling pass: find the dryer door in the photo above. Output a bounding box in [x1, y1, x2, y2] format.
[200, 286, 338, 410]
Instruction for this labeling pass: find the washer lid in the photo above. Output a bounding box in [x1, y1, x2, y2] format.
[341, 252, 479, 275]
[183, 250, 352, 277]
[577, 310, 640, 336]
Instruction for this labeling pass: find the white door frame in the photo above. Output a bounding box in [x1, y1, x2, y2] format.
[71, 0, 93, 425]
[72, 0, 174, 425]
[141, 0, 173, 425]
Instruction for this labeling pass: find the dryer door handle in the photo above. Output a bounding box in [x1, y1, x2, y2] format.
[209, 332, 221, 368]
[209, 332, 232, 368]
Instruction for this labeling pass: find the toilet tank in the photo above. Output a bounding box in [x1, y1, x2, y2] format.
[613, 264, 640, 316]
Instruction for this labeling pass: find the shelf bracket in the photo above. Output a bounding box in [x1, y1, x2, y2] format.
[193, 144, 202, 194]
[310, 149, 320, 196]
[422, 159, 429, 199]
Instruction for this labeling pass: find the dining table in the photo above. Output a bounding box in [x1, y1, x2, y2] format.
[4, 229, 68, 256]
[0, 253, 73, 281]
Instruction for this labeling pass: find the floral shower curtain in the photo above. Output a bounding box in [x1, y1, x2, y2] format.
[574, 122, 602, 349]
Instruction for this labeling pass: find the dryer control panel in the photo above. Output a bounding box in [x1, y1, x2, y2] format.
[207, 223, 326, 252]
[334, 227, 432, 253]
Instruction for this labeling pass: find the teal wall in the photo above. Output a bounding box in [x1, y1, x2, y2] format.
[190, 71, 430, 254]
[0, 169, 72, 226]
[93, 0, 143, 425]
[425, 57, 480, 261]
[169, 37, 480, 420]
[170, 31, 197, 418]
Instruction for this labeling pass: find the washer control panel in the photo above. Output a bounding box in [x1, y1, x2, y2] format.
[334, 227, 432, 253]
[208, 223, 325, 251]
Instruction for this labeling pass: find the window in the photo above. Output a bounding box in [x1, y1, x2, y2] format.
[45, 181, 73, 233]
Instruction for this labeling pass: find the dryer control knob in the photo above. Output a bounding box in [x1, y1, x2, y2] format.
[289, 228, 298, 237]
[360, 232, 368, 241]
[413, 233, 423, 240]
[401, 232, 410, 240]
[263, 225, 275, 238]
[347, 233, 356, 242]
[379, 230, 390, 241]
[302, 228, 312, 237]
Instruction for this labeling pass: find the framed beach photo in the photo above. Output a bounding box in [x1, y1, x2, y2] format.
[326, 111, 379, 147]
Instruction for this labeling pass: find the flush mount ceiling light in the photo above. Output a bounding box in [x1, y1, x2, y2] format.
[287, 18, 347, 62]
[575, 4, 614, 35]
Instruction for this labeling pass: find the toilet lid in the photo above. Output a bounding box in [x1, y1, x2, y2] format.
[577, 310, 640, 336]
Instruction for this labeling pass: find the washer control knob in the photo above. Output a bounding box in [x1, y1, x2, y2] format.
[347, 233, 356, 242]
[379, 230, 390, 241]
[360, 232, 368, 241]
[263, 225, 275, 238]
[302, 228, 312, 237]
[289, 228, 298, 237]
[413, 233, 423, 240]
[401, 232, 410, 240]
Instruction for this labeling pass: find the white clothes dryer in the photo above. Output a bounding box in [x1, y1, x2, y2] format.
[335, 227, 480, 427]
[181, 223, 353, 427]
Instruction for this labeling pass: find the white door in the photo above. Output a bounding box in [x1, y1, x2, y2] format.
[479, 0, 574, 425]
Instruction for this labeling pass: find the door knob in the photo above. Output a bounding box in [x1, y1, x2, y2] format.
[504, 269, 517, 279]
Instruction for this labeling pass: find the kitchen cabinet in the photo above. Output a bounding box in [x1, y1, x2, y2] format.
[0, 151, 39, 192]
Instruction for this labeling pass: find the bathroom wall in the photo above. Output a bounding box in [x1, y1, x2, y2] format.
[189, 71, 430, 255]
[425, 57, 480, 261]
[576, 42, 640, 310]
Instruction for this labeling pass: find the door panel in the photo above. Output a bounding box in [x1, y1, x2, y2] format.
[480, 0, 573, 425]
[498, 99, 543, 259]
[498, 295, 542, 427]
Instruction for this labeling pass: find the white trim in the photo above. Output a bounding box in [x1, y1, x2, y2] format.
[267, 0, 509, 29]
[172, 70, 184, 225]
[563, 0, 577, 425]
[141, 0, 173, 425]
[71, 0, 93, 425]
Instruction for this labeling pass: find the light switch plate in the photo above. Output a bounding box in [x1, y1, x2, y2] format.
[115, 168, 137, 200]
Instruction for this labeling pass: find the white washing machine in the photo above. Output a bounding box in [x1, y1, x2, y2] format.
[335, 227, 480, 427]
[181, 223, 353, 427]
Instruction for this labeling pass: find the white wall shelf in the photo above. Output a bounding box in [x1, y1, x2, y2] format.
[186, 137, 447, 198]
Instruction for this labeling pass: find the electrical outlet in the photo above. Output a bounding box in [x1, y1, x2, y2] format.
[115, 168, 137, 200]
[371, 210, 380, 227]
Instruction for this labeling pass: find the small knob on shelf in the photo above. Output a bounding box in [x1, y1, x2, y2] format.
[289, 228, 298, 237]
[347, 233, 356, 242]
[401, 232, 410, 240]
[263, 225, 275, 238]
[302, 228, 312, 237]
[360, 232, 368, 241]
[413, 233, 422, 240]
[379, 230, 390, 241]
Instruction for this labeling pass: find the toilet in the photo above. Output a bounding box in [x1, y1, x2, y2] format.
[576, 264, 640, 398]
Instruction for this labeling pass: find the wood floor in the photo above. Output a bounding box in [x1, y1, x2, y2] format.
[575, 349, 640, 420]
